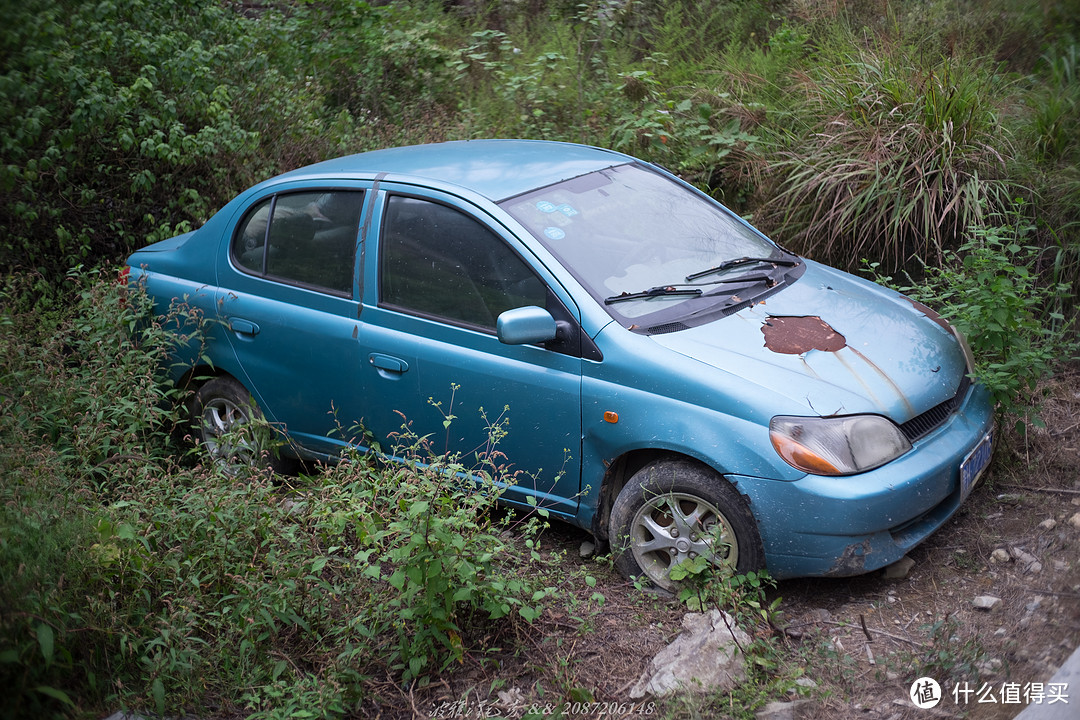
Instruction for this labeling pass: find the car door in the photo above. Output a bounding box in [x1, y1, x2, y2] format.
[361, 190, 584, 517]
[215, 186, 389, 457]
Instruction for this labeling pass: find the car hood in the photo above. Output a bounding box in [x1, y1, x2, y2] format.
[651, 261, 967, 423]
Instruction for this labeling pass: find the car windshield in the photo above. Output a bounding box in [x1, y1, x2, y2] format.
[500, 163, 789, 325]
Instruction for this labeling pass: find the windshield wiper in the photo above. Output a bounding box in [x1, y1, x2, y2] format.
[605, 286, 703, 305]
[605, 271, 783, 305]
[686, 256, 799, 282]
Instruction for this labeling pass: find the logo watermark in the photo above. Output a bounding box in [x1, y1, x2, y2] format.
[910, 677, 942, 709]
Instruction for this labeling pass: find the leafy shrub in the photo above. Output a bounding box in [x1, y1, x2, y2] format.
[0, 271, 550, 715]
[866, 206, 1078, 429]
[310, 434, 551, 685]
[0, 0, 460, 278]
[1, 0, 264, 274]
[0, 268, 192, 716]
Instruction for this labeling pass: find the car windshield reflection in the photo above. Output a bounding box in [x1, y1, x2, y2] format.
[500, 163, 793, 323]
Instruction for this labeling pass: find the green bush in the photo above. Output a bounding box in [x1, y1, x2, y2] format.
[1, 0, 262, 274]
[866, 206, 1078, 430]
[0, 0, 462, 278]
[0, 271, 550, 716]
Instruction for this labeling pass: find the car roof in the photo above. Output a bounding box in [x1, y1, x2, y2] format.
[273, 139, 632, 201]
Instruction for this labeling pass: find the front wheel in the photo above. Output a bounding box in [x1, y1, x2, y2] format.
[609, 459, 764, 592]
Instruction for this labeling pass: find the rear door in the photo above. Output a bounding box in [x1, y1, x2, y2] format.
[215, 185, 388, 456]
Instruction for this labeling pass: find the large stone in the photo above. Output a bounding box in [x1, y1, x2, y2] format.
[882, 555, 916, 579]
[755, 700, 811, 720]
[629, 610, 751, 698]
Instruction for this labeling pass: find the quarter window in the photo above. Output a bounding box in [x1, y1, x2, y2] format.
[380, 196, 546, 329]
[233, 191, 364, 295]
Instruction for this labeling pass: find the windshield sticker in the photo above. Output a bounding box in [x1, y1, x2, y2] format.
[557, 204, 578, 217]
[536, 200, 558, 213]
[544, 227, 566, 240]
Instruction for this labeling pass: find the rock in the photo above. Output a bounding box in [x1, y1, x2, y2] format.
[579, 541, 595, 557]
[1013, 548, 1042, 573]
[1069, 512, 1080, 528]
[882, 555, 915, 579]
[973, 596, 1002, 612]
[755, 700, 810, 720]
[991, 548, 1011, 563]
[795, 677, 818, 689]
[629, 610, 750, 698]
[497, 688, 525, 707]
[1039, 518, 1057, 530]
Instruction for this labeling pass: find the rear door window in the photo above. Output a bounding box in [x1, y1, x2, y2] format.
[233, 190, 364, 295]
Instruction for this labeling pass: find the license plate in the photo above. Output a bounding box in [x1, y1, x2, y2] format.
[960, 431, 993, 500]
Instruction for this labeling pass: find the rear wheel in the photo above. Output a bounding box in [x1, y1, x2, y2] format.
[190, 376, 286, 472]
[610, 459, 764, 592]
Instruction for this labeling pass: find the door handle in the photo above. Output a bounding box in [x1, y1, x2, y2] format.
[369, 353, 409, 377]
[229, 318, 260, 336]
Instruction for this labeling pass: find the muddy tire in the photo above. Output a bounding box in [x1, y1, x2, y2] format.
[610, 459, 764, 591]
[190, 375, 289, 473]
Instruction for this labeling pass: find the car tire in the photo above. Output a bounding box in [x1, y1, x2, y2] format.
[610, 459, 764, 592]
[190, 375, 289, 473]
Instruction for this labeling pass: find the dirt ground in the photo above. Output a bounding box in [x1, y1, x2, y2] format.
[365, 371, 1080, 720]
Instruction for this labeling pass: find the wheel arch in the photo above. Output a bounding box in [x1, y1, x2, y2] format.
[592, 449, 738, 543]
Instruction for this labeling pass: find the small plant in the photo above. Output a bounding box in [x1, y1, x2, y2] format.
[919, 614, 987, 685]
[313, 402, 553, 686]
[669, 554, 784, 674]
[865, 203, 1078, 430]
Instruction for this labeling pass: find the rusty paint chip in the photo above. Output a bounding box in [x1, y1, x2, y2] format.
[762, 316, 847, 354]
[909, 299, 952, 333]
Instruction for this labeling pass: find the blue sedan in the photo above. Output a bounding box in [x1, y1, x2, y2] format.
[127, 140, 995, 589]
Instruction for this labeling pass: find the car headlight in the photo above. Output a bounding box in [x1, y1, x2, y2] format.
[769, 415, 912, 476]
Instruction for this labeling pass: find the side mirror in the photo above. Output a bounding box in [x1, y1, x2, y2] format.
[496, 306, 557, 345]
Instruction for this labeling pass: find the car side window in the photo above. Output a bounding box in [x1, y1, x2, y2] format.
[380, 195, 547, 330]
[232, 190, 364, 295]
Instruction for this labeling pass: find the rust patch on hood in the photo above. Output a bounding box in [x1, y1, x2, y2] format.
[762, 316, 847, 354]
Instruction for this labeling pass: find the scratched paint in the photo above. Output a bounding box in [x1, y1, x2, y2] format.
[909, 299, 952, 333]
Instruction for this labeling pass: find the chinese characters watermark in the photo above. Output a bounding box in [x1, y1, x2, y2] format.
[909, 678, 1069, 709]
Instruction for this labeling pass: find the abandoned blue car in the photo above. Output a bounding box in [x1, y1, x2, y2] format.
[127, 139, 995, 589]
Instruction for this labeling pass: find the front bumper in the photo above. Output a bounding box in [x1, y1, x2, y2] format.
[732, 382, 995, 579]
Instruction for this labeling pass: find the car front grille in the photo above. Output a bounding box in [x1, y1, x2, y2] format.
[899, 375, 972, 443]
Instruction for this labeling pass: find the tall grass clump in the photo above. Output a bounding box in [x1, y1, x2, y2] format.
[764, 46, 1016, 272]
[0, 271, 551, 717]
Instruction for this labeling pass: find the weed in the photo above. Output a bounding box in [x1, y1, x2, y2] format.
[866, 203, 1079, 430]
[919, 614, 988, 685]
